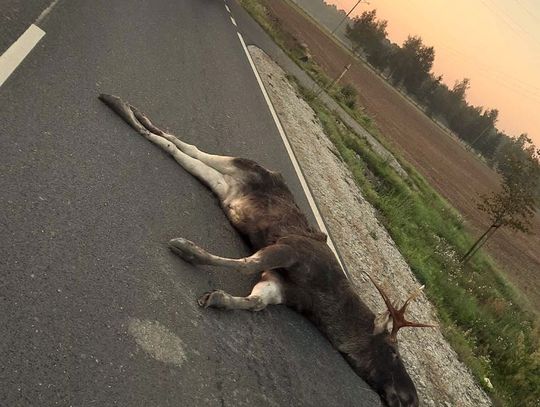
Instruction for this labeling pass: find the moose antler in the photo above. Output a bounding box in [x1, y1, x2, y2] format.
[366, 273, 435, 342]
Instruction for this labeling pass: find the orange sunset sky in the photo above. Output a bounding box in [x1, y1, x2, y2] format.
[329, 0, 540, 146]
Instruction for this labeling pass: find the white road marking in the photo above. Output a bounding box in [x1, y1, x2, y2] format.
[225, 4, 231, 13]
[0, 24, 45, 88]
[236, 32, 347, 276]
[230, 16, 237, 27]
[36, 0, 62, 25]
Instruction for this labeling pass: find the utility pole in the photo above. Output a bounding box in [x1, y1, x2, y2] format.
[313, 63, 352, 98]
[331, 0, 368, 35]
[467, 125, 491, 151]
[312, 1, 368, 99]
[328, 63, 352, 90]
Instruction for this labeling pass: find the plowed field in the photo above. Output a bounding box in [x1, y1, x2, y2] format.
[266, 0, 540, 309]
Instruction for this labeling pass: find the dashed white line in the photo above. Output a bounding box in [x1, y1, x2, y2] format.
[36, 0, 62, 25]
[225, 4, 231, 13]
[235, 32, 346, 274]
[0, 24, 45, 88]
[230, 16, 237, 27]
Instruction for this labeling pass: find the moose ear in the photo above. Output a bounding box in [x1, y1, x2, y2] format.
[373, 310, 391, 335]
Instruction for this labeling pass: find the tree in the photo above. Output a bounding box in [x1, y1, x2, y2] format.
[466, 108, 499, 151]
[445, 78, 471, 129]
[389, 36, 435, 94]
[451, 78, 470, 101]
[346, 10, 389, 70]
[417, 73, 443, 106]
[462, 135, 540, 263]
[346, 10, 388, 48]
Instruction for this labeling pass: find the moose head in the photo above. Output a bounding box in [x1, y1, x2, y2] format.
[348, 273, 435, 407]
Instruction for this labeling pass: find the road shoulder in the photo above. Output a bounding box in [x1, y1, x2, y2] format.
[249, 45, 491, 407]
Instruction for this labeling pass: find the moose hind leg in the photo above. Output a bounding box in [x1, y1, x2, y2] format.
[139, 131, 230, 199]
[162, 134, 238, 175]
[99, 94, 230, 199]
[130, 105, 239, 175]
[198, 272, 284, 311]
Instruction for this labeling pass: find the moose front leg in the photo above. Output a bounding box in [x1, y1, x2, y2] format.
[168, 239, 291, 312]
[198, 271, 284, 312]
[169, 238, 297, 275]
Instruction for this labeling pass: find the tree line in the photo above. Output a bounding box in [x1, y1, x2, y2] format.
[345, 10, 535, 169]
[346, 9, 539, 256]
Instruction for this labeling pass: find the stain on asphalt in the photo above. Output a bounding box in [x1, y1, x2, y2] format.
[127, 318, 187, 367]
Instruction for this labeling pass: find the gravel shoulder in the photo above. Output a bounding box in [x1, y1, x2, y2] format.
[249, 45, 492, 407]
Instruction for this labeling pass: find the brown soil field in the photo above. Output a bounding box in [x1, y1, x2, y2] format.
[266, 0, 540, 309]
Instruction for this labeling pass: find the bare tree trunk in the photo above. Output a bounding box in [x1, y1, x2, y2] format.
[461, 224, 500, 264]
[461, 226, 493, 262]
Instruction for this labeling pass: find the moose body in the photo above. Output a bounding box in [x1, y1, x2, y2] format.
[100, 94, 429, 407]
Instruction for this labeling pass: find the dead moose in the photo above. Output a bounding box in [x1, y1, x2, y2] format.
[99, 94, 434, 407]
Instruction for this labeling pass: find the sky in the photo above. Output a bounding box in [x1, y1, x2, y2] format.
[329, 0, 540, 146]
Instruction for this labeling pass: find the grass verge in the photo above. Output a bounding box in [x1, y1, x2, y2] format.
[238, 0, 540, 405]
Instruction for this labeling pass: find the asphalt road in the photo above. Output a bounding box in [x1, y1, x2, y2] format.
[0, 0, 380, 405]
[0, 0, 51, 54]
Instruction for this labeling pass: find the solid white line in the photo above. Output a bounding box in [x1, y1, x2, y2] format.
[0, 24, 45, 88]
[225, 4, 231, 13]
[236, 32, 346, 274]
[230, 16, 237, 26]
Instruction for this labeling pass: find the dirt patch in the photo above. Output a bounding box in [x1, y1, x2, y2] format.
[265, 0, 540, 310]
[249, 44, 491, 407]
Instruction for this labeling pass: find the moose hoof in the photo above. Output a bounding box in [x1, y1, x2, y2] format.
[197, 290, 227, 308]
[169, 238, 205, 264]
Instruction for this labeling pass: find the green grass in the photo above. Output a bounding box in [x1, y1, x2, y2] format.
[299, 86, 540, 406]
[239, 1, 540, 405]
[239, 0, 386, 143]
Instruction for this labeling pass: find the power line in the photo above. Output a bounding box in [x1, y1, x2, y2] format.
[513, 0, 540, 22]
[331, 0, 369, 34]
[480, 0, 540, 48]
[437, 45, 540, 95]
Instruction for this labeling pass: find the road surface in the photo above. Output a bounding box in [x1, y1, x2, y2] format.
[0, 0, 380, 405]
